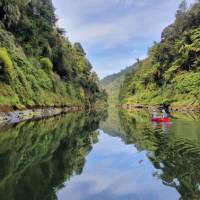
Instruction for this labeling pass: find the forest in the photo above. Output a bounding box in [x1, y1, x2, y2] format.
[100, 63, 137, 106]
[0, 0, 106, 111]
[120, 0, 200, 110]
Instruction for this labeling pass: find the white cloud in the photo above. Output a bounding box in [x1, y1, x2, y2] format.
[54, 0, 180, 46]
[52, 0, 196, 77]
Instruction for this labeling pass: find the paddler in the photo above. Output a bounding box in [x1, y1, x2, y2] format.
[162, 109, 168, 118]
[152, 110, 157, 119]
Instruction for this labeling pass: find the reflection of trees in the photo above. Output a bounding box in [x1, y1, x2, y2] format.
[119, 110, 156, 151]
[149, 136, 200, 200]
[120, 110, 200, 199]
[100, 108, 126, 139]
[0, 111, 106, 200]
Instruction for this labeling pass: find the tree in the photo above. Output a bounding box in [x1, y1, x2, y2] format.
[0, 0, 21, 28]
[0, 0, 104, 107]
[74, 43, 86, 56]
[161, 24, 174, 41]
[91, 71, 99, 84]
[176, 0, 188, 17]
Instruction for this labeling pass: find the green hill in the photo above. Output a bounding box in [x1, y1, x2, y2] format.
[100, 64, 137, 106]
[0, 0, 105, 111]
[120, 1, 200, 111]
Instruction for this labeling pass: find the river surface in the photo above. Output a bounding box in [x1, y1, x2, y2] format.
[0, 109, 200, 200]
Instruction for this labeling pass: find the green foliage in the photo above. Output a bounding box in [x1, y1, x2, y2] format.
[0, 0, 106, 108]
[74, 42, 86, 56]
[0, 48, 14, 82]
[100, 63, 137, 106]
[120, 1, 200, 108]
[0, 0, 21, 28]
[40, 57, 53, 73]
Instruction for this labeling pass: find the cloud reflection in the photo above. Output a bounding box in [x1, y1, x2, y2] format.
[57, 132, 179, 200]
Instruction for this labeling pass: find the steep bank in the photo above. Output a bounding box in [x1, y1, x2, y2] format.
[120, 1, 200, 111]
[0, 0, 105, 111]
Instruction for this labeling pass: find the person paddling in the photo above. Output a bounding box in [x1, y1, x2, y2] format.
[152, 110, 157, 119]
[162, 109, 168, 118]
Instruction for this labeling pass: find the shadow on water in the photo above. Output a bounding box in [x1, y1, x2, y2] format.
[119, 109, 200, 200]
[0, 110, 107, 200]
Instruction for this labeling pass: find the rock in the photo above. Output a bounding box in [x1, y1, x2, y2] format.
[0, 112, 11, 123]
[0, 106, 80, 127]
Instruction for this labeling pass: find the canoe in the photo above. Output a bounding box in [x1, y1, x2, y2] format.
[151, 117, 170, 122]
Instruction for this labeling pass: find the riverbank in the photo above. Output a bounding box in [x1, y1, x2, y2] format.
[121, 106, 200, 122]
[0, 106, 81, 127]
[122, 103, 200, 113]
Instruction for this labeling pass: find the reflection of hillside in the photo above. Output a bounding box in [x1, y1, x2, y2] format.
[119, 109, 156, 151]
[0, 111, 105, 200]
[100, 108, 126, 139]
[120, 110, 200, 199]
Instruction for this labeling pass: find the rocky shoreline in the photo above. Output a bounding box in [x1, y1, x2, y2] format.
[0, 106, 81, 127]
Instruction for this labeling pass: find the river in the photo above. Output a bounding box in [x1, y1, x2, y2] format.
[0, 109, 200, 200]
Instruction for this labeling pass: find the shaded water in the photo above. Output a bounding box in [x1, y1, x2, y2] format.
[0, 109, 200, 199]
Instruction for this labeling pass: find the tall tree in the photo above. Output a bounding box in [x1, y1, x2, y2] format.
[176, 0, 188, 17]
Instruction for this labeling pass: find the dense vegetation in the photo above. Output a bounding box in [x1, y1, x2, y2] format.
[100, 64, 137, 106]
[120, 1, 200, 109]
[0, 0, 105, 110]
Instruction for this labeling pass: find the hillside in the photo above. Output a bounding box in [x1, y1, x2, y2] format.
[0, 0, 105, 111]
[100, 63, 137, 105]
[120, 1, 200, 110]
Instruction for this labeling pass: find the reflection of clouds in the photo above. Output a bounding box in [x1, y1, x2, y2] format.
[57, 132, 180, 200]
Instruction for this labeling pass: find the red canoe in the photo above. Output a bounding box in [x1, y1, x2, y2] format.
[151, 118, 170, 122]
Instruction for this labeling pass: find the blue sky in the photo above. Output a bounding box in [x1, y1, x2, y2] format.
[52, 0, 195, 78]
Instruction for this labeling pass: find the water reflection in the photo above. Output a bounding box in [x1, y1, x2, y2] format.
[151, 122, 171, 132]
[0, 108, 200, 199]
[120, 109, 200, 199]
[0, 111, 106, 200]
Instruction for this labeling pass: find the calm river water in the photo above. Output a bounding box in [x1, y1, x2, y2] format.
[0, 109, 200, 200]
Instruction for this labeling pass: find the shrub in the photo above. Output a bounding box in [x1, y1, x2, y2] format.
[40, 57, 53, 73]
[0, 48, 14, 82]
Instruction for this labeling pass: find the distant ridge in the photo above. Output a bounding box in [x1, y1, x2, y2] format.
[100, 63, 137, 105]
[101, 63, 137, 87]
